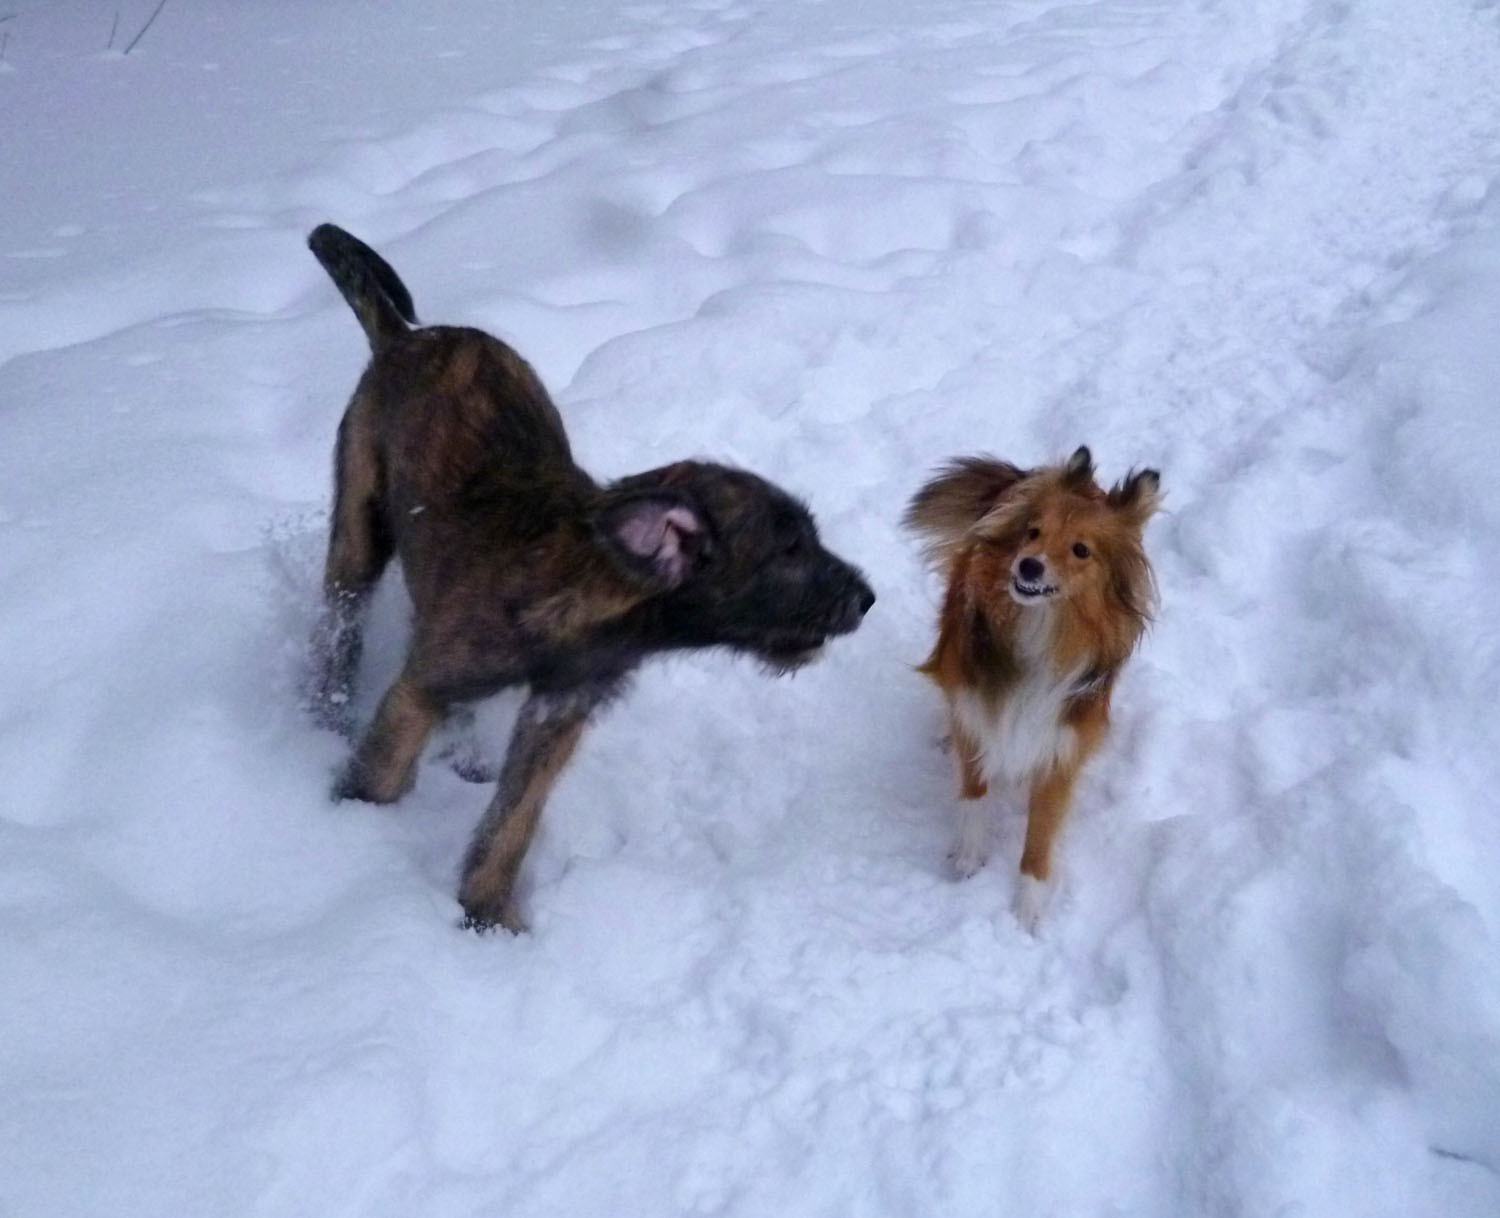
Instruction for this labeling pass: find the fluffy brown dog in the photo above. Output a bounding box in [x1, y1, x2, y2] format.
[905, 447, 1159, 929]
[304, 224, 874, 932]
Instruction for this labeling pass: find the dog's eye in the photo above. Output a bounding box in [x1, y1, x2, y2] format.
[781, 535, 805, 557]
[1072, 542, 1090, 559]
[1026, 526, 1041, 541]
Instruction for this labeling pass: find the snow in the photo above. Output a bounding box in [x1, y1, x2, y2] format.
[3, 0, 1499, 1214]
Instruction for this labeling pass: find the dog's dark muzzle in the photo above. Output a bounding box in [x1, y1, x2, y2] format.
[826, 566, 876, 636]
[739, 555, 874, 673]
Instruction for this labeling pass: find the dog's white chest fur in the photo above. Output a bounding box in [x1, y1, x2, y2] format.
[954, 608, 1079, 783]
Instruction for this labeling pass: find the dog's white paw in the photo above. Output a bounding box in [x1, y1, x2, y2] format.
[949, 804, 991, 880]
[948, 845, 988, 881]
[1012, 873, 1049, 934]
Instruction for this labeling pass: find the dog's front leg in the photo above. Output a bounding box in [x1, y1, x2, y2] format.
[1014, 763, 1080, 932]
[946, 709, 991, 879]
[458, 689, 603, 933]
[334, 673, 444, 804]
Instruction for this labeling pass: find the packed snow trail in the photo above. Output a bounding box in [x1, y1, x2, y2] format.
[2, 1, 1499, 1215]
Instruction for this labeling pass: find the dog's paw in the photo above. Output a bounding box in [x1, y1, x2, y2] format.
[309, 689, 356, 735]
[948, 805, 991, 880]
[301, 671, 357, 737]
[459, 902, 527, 936]
[309, 704, 355, 738]
[331, 758, 412, 805]
[1012, 874, 1048, 934]
[948, 845, 988, 881]
[445, 755, 500, 785]
[432, 709, 501, 783]
[330, 768, 371, 804]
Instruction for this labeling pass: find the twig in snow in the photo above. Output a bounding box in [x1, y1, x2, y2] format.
[106, 10, 119, 51]
[122, 0, 169, 55]
[1431, 1147, 1499, 1177]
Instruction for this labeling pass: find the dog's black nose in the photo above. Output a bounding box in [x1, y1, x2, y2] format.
[832, 573, 875, 633]
[1017, 556, 1044, 582]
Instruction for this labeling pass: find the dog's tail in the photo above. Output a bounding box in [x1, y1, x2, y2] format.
[903, 456, 1027, 568]
[308, 223, 418, 351]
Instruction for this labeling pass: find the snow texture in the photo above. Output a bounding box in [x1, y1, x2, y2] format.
[3, 1, 1499, 1214]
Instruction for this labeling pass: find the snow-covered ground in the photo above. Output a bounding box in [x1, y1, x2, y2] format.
[4, 0, 1499, 1213]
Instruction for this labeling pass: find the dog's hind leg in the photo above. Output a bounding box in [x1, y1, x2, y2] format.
[458, 687, 609, 933]
[306, 402, 391, 733]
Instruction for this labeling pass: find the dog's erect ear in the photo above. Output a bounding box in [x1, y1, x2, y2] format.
[1063, 446, 1095, 486]
[1107, 468, 1162, 525]
[593, 492, 711, 590]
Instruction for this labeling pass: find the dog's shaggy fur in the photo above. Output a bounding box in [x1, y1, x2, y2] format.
[304, 224, 874, 932]
[905, 446, 1159, 929]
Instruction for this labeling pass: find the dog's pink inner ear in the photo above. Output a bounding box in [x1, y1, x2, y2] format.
[611, 501, 703, 585]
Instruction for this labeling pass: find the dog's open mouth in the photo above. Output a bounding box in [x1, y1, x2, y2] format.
[1010, 577, 1059, 604]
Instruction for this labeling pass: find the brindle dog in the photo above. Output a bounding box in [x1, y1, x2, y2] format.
[304, 224, 874, 932]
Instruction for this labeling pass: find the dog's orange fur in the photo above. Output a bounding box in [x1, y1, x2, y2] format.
[905, 447, 1160, 926]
